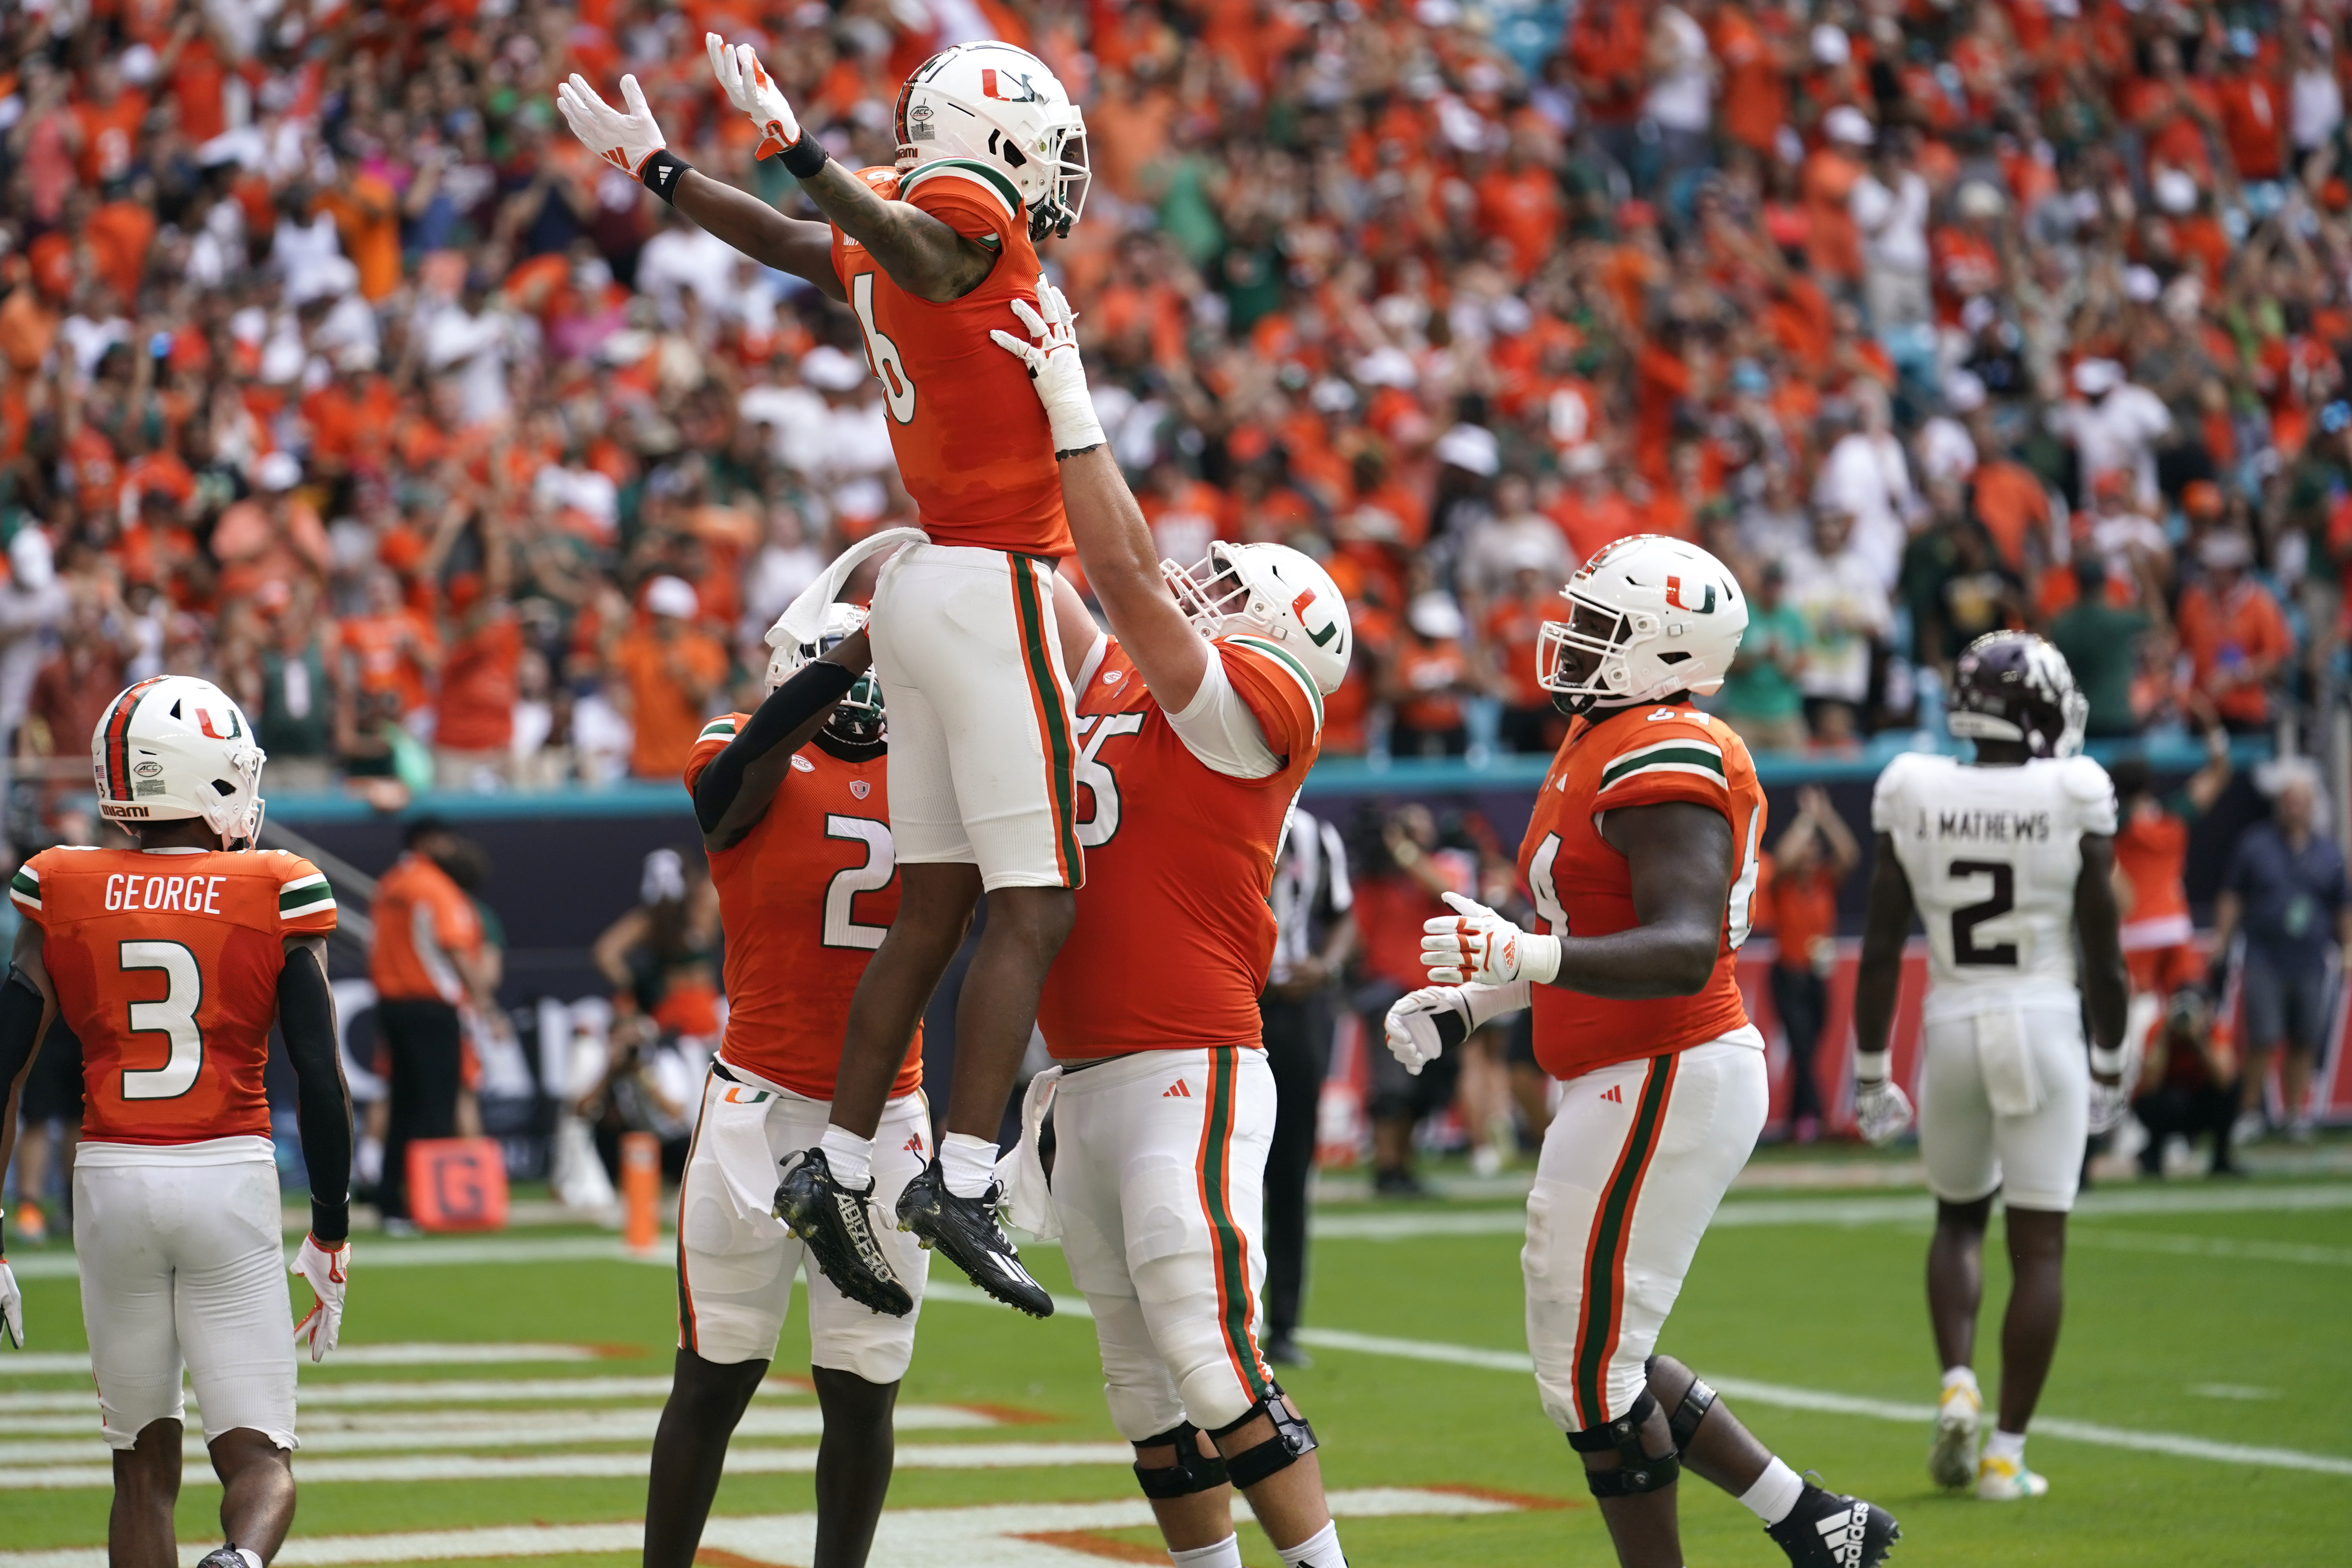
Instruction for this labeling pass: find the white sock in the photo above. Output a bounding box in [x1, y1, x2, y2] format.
[1169, 1535, 1243, 1568]
[1984, 1429, 2026, 1465]
[819, 1124, 874, 1188]
[1941, 1365, 1981, 1402]
[235, 1550, 264, 1568]
[354, 1135, 383, 1186]
[1276, 1521, 1345, 1566]
[1738, 1457, 1805, 1526]
[940, 1132, 998, 1199]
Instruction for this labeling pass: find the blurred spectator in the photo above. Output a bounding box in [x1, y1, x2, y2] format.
[1757, 786, 1858, 1145]
[2177, 533, 2293, 735]
[1482, 555, 1570, 756]
[593, 848, 724, 1046]
[611, 577, 727, 780]
[1718, 562, 1808, 753]
[370, 818, 492, 1232]
[2209, 760, 2349, 1147]
[2132, 990, 2242, 1180]
[2047, 555, 2161, 742]
[2112, 743, 2233, 1006]
[1786, 507, 1891, 747]
[1350, 805, 1475, 1197]
[1387, 593, 1474, 757]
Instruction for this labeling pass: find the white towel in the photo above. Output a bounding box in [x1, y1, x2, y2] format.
[766, 526, 928, 656]
[1975, 1009, 2045, 1118]
[994, 1067, 1063, 1242]
[702, 1080, 791, 1240]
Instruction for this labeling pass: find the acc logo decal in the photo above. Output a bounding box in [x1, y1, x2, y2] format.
[133, 759, 165, 778]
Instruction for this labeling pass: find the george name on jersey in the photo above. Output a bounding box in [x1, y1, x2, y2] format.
[1926, 809, 2051, 843]
[104, 872, 229, 915]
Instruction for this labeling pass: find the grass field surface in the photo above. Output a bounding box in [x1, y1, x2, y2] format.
[5, 1165, 2348, 1566]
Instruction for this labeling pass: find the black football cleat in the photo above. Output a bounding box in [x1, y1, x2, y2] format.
[1767, 1481, 1901, 1568]
[774, 1148, 914, 1317]
[895, 1159, 1054, 1318]
[194, 1550, 250, 1568]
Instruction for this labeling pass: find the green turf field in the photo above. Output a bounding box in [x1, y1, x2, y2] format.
[6, 1168, 2349, 1566]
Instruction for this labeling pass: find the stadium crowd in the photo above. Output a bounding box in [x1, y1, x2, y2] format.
[1, 0, 2349, 817]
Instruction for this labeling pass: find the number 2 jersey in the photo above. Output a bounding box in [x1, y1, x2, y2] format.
[9, 846, 338, 1145]
[1520, 703, 1768, 1081]
[1036, 635, 1325, 1058]
[683, 722, 921, 1101]
[831, 162, 1071, 558]
[1871, 751, 2116, 1020]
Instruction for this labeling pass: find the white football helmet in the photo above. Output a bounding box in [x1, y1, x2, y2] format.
[1538, 535, 1747, 713]
[894, 43, 1088, 240]
[90, 675, 268, 846]
[765, 601, 885, 746]
[1163, 541, 1353, 696]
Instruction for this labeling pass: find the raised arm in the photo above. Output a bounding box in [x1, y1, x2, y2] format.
[692, 629, 876, 851]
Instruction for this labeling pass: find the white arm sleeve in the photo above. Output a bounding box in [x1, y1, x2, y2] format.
[1164, 649, 1284, 780]
[1461, 979, 1532, 1027]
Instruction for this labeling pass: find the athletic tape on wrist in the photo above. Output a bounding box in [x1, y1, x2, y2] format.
[1854, 1049, 1889, 1084]
[638, 149, 692, 203]
[781, 131, 830, 180]
[2088, 1042, 2126, 1076]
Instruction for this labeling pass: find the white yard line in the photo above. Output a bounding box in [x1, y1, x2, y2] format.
[0, 1343, 617, 1377]
[0, 1488, 1535, 1568]
[0, 1375, 707, 1416]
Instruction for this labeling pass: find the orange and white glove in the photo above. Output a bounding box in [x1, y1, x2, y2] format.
[990, 276, 1106, 453]
[706, 34, 802, 159]
[1422, 891, 1561, 987]
[555, 72, 669, 179]
[291, 1234, 349, 1364]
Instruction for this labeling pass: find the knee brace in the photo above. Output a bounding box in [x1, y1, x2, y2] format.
[1646, 1356, 1718, 1451]
[1209, 1385, 1319, 1491]
[1132, 1422, 1230, 1499]
[1567, 1388, 1681, 1498]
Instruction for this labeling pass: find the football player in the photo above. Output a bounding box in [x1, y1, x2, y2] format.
[1853, 632, 2129, 1501]
[645, 609, 930, 1568]
[0, 676, 351, 1568]
[991, 286, 1353, 1568]
[1387, 539, 1900, 1568]
[555, 36, 1091, 1318]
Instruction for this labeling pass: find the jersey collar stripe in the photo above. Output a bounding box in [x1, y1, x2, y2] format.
[99, 675, 171, 802]
[898, 157, 1022, 219]
[1008, 557, 1082, 885]
[1571, 1054, 1677, 1428]
[1225, 636, 1323, 732]
[1196, 1047, 1276, 1403]
[1599, 745, 1726, 788]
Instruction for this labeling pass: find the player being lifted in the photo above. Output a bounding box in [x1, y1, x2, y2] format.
[1385, 539, 1899, 1568]
[0, 676, 351, 1568]
[645, 612, 926, 1568]
[1853, 632, 2129, 1502]
[556, 35, 1089, 1317]
[991, 285, 1353, 1568]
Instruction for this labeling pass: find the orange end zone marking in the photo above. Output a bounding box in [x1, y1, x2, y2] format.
[695, 1550, 773, 1568]
[1426, 1481, 1584, 1511]
[953, 1400, 1060, 1426]
[759, 1373, 817, 1394]
[1014, 1531, 1167, 1562]
[585, 1342, 651, 1359]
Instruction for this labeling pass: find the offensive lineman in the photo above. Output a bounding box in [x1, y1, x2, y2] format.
[556, 35, 1089, 1318]
[646, 612, 927, 1568]
[1853, 631, 2129, 1501]
[0, 676, 351, 1568]
[1386, 539, 1900, 1568]
[992, 284, 1353, 1568]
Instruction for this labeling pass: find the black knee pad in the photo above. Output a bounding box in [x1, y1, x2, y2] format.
[1567, 1389, 1681, 1497]
[1209, 1386, 1318, 1491]
[1645, 1356, 1718, 1450]
[1132, 1422, 1228, 1499]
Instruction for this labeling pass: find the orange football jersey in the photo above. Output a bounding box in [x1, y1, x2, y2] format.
[684, 718, 920, 1101]
[1037, 637, 1324, 1058]
[10, 846, 337, 1145]
[829, 162, 1071, 557]
[1520, 702, 1767, 1080]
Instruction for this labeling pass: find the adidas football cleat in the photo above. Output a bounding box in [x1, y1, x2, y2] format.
[1766, 1481, 1901, 1568]
[774, 1148, 914, 1318]
[1975, 1452, 2050, 1501]
[194, 1550, 250, 1568]
[896, 1159, 1054, 1318]
[1928, 1381, 1981, 1489]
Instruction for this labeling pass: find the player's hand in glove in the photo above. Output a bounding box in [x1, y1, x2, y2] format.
[1385, 986, 1472, 1076]
[1422, 891, 1561, 987]
[989, 277, 1106, 454]
[706, 35, 801, 158]
[2087, 1074, 2130, 1136]
[1853, 1074, 1915, 1146]
[554, 73, 667, 179]
[0, 1255, 22, 1349]
[291, 1234, 350, 1364]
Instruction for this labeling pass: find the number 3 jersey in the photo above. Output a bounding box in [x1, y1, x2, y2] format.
[683, 723, 920, 1101]
[1871, 752, 2117, 1018]
[9, 846, 337, 1145]
[830, 162, 1070, 558]
[1520, 704, 1768, 1081]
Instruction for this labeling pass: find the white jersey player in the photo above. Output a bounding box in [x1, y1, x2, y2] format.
[1852, 632, 2129, 1504]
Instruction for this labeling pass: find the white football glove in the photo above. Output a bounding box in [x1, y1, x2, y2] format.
[1385, 986, 1473, 1076]
[1421, 891, 1561, 987]
[988, 276, 1107, 454]
[706, 35, 802, 159]
[0, 1256, 22, 1349]
[291, 1234, 350, 1364]
[554, 72, 667, 180]
[2087, 1075, 2130, 1136]
[1854, 1075, 1915, 1146]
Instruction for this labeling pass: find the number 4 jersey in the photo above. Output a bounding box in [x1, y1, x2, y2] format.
[682, 724, 920, 1101]
[1871, 752, 2117, 1018]
[9, 846, 337, 1145]
[1520, 704, 1768, 1081]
